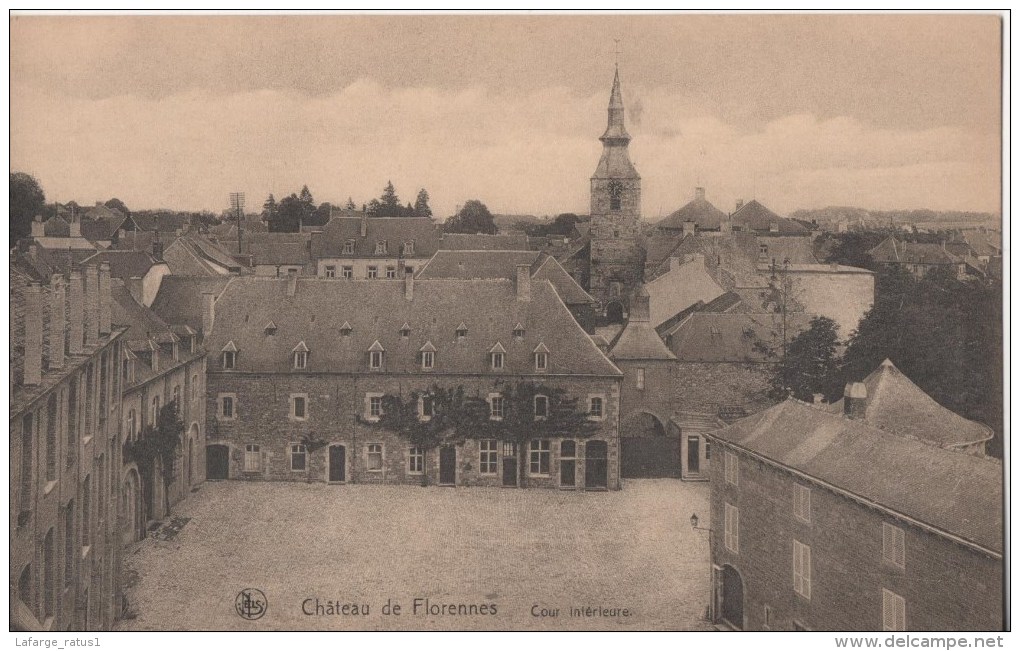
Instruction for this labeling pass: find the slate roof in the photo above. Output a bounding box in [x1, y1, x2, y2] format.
[209, 221, 269, 239]
[164, 234, 246, 275]
[644, 256, 726, 328]
[203, 277, 621, 377]
[310, 217, 441, 259]
[731, 200, 810, 235]
[961, 229, 1002, 258]
[111, 282, 177, 345]
[437, 233, 530, 251]
[656, 197, 729, 231]
[43, 215, 71, 237]
[664, 312, 814, 362]
[149, 276, 235, 332]
[80, 250, 162, 279]
[131, 212, 190, 233]
[868, 237, 962, 265]
[609, 289, 676, 361]
[415, 250, 594, 305]
[830, 359, 993, 449]
[709, 398, 1003, 554]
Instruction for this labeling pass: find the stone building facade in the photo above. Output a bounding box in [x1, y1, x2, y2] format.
[705, 395, 1003, 631]
[10, 262, 127, 631]
[197, 274, 623, 490]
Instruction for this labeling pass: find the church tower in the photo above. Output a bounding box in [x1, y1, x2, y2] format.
[589, 65, 643, 318]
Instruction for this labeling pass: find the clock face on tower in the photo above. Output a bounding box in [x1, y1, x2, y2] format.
[607, 180, 624, 210]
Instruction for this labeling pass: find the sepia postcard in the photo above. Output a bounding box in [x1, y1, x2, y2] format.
[8, 11, 1007, 637]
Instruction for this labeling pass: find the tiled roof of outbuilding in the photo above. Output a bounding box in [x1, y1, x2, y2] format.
[203, 277, 621, 377]
[709, 398, 1003, 554]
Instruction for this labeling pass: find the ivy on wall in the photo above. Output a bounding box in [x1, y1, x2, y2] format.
[123, 400, 185, 521]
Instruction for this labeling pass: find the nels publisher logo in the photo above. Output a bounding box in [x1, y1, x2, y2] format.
[235, 588, 268, 621]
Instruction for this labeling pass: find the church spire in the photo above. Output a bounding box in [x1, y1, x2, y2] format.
[601, 65, 631, 143]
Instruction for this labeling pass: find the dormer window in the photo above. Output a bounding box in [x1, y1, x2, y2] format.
[264, 321, 277, 336]
[340, 321, 353, 337]
[420, 342, 436, 370]
[489, 342, 506, 370]
[513, 323, 525, 339]
[343, 240, 355, 254]
[456, 323, 468, 341]
[400, 323, 411, 338]
[292, 342, 309, 369]
[534, 343, 549, 371]
[376, 240, 388, 255]
[369, 341, 385, 370]
[221, 341, 238, 370]
[404, 240, 415, 256]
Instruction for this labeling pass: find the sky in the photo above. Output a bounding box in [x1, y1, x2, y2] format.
[10, 13, 1003, 219]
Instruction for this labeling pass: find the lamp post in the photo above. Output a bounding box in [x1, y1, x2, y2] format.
[691, 512, 715, 623]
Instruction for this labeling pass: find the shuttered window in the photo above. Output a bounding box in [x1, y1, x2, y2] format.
[794, 484, 811, 523]
[882, 588, 906, 631]
[882, 523, 906, 568]
[724, 503, 739, 554]
[793, 540, 811, 600]
[724, 451, 739, 486]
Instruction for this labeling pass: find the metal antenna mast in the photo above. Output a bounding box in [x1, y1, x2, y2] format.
[230, 192, 245, 254]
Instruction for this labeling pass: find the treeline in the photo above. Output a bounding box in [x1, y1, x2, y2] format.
[263, 182, 433, 232]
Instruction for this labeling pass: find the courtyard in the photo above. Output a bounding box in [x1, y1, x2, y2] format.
[117, 479, 712, 631]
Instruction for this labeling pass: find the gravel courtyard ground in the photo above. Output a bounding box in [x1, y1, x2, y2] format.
[117, 479, 712, 631]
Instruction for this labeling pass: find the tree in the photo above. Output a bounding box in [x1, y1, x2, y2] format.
[379, 181, 401, 216]
[767, 316, 842, 402]
[262, 194, 277, 221]
[10, 172, 45, 241]
[549, 213, 581, 235]
[346, 197, 356, 211]
[310, 202, 334, 226]
[444, 199, 496, 234]
[269, 193, 307, 232]
[105, 197, 130, 215]
[413, 189, 433, 218]
[298, 185, 314, 206]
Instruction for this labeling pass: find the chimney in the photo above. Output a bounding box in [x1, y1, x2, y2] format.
[669, 256, 681, 273]
[360, 212, 368, 238]
[99, 262, 112, 335]
[202, 292, 216, 336]
[681, 220, 696, 238]
[68, 270, 84, 355]
[397, 259, 406, 278]
[49, 275, 65, 370]
[287, 269, 298, 297]
[843, 382, 868, 420]
[630, 285, 651, 322]
[23, 282, 43, 386]
[69, 214, 81, 238]
[31, 215, 45, 237]
[127, 276, 144, 304]
[735, 199, 744, 211]
[694, 187, 705, 201]
[515, 264, 531, 302]
[152, 230, 163, 260]
[404, 270, 414, 300]
[84, 265, 100, 346]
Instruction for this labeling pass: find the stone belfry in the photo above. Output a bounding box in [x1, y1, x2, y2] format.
[589, 65, 643, 319]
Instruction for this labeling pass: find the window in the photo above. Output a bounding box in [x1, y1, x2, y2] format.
[794, 484, 811, 523]
[529, 439, 551, 475]
[370, 350, 383, 369]
[386, 266, 397, 279]
[375, 240, 388, 254]
[222, 350, 236, 369]
[534, 395, 549, 420]
[882, 523, 906, 568]
[489, 394, 504, 421]
[882, 589, 906, 631]
[535, 352, 548, 371]
[343, 240, 355, 254]
[340, 322, 353, 337]
[479, 440, 497, 474]
[422, 350, 435, 370]
[290, 444, 307, 471]
[705, 441, 711, 460]
[367, 266, 378, 279]
[404, 240, 415, 256]
[45, 396, 56, 482]
[759, 243, 769, 255]
[408, 447, 424, 474]
[294, 350, 308, 369]
[456, 323, 468, 340]
[342, 266, 353, 279]
[173, 385, 181, 413]
[491, 352, 505, 369]
[244, 445, 261, 473]
[20, 413, 33, 515]
[636, 368, 645, 390]
[126, 409, 137, 441]
[191, 374, 198, 401]
[724, 451, 739, 486]
[63, 501, 74, 585]
[793, 540, 812, 600]
[412, 394, 433, 421]
[513, 325, 525, 339]
[608, 180, 623, 211]
[763, 605, 772, 629]
[290, 394, 308, 420]
[218, 394, 236, 420]
[325, 265, 336, 278]
[81, 474, 91, 548]
[151, 395, 161, 425]
[366, 394, 383, 421]
[724, 503, 739, 554]
[588, 395, 605, 420]
[367, 444, 383, 471]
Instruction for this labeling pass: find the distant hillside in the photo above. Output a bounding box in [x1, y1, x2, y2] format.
[791, 206, 1000, 227]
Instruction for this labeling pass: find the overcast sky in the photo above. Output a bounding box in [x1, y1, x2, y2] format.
[10, 13, 1003, 219]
